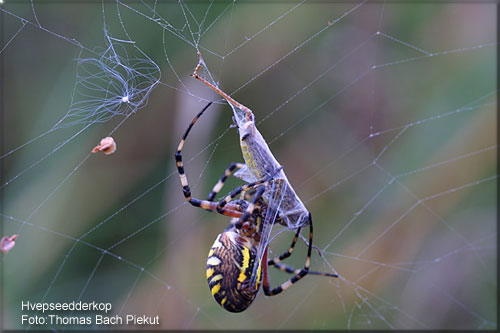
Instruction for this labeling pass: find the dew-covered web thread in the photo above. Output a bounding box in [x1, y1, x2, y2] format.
[0, 0, 496, 330]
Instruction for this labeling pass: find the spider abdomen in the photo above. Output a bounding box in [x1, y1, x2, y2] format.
[206, 231, 261, 313]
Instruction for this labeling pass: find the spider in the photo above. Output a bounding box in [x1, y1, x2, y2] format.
[175, 102, 338, 312]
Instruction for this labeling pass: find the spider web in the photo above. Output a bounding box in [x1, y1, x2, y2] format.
[1, 0, 496, 330]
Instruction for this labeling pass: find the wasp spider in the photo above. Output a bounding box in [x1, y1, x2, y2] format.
[175, 102, 337, 312]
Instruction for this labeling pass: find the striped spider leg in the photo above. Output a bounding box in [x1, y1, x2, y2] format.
[262, 218, 338, 297]
[206, 162, 246, 201]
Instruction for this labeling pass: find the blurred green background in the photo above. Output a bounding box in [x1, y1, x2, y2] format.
[1, 1, 496, 330]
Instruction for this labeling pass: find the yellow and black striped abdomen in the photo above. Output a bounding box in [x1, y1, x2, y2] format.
[206, 231, 260, 313]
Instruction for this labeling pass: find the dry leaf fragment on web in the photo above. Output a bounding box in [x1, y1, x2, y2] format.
[0, 235, 18, 253]
[91, 137, 116, 155]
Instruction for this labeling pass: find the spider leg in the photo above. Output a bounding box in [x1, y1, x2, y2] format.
[234, 185, 266, 229]
[267, 228, 338, 277]
[216, 175, 269, 210]
[267, 228, 301, 266]
[207, 162, 246, 201]
[175, 102, 243, 219]
[263, 214, 328, 296]
[218, 166, 282, 228]
[216, 166, 282, 210]
[271, 262, 338, 277]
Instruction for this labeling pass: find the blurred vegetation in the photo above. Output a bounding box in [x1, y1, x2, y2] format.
[1, 1, 496, 330]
